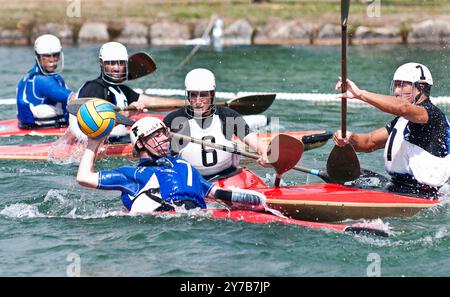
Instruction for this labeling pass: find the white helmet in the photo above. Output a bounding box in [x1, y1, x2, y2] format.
[34, 34, 62, 55]
[34, 34, 64, 75]
[130, 117, 168, 149]
[392, 62, 433, 86]
[185, 68, 216, 91]
[99, 42, 128, 61]
[99, 42, 128, 84]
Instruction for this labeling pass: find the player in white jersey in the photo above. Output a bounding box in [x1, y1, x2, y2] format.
[333, 63, 450, 198]
[163, 68, 270, 179]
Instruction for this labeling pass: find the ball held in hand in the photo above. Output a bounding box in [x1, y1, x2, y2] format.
[76, 99, 116, 139]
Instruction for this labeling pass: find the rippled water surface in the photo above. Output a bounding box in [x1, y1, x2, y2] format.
[0, 44, 449, 276]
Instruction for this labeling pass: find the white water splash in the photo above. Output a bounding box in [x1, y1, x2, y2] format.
[47, 132, 87, 165]
[0, 167, 57, 176]
[225, 186, 288, 219]
[261, 173, 287, 186]
[43, 189, 68, 203]
[0, 203, 45, 218]
[0, 202, 128, 220]
[351, 218, 392, 235]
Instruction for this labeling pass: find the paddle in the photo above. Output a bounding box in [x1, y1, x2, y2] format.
[172, 130, 359, 184]
[326, 0, 361, 184]
[67, 93, 276, 116]
[171, 132, 304, 187]
[128, 52, 157, 80]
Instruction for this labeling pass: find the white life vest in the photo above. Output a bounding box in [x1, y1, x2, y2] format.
[179, 115, 240, 176]
[69, 85, 129, 140]
[129, 173, 162, 214]
[384, 117, 450, 187]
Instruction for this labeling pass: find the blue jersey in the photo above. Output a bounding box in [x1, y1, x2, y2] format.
[16, 64, 72, 125]
[98, 156, 213, 211]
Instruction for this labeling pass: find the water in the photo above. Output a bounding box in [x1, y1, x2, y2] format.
[0, 45, 449, 276]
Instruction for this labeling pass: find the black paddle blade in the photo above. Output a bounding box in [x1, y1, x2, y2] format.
[326, 144, 361, 184]
[268, 134, 304, 177]
[115, 113, 135, 126]
[341, 0, 350, 26]
[67, 99, 121, 116]
[128, 52, 157, 80]
[227, 94, 276, 115]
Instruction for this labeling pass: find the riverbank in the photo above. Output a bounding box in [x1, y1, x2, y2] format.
[1, 0, 450, 46]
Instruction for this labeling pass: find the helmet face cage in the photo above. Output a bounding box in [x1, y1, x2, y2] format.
[35, 51, 64, 76]
[137, 127, 170, 158]
[390, 80, 431, 104]
[101, 60, 128, 85]
[185, 90, 216, 119]
[390, 80, 414, 100]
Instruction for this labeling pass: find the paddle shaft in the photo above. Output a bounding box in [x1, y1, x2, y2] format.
[171, 132, 260, 160]
[124, 100, 228, 111]
[68, 93, 275, 116]
[172, 132, 317, 183]
[341, 0, 349, 138]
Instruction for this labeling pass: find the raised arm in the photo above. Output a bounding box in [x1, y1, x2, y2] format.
[336, 78, 429, 124]
[76, 138, 103, 188]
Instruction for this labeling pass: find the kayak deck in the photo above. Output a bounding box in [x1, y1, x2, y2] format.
[209, 168, 438, 222]
[0, 119, 67, 137]
[262, 183, 439, 222]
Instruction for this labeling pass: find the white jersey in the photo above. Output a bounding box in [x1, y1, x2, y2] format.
[384, 110, 450, 188]
[178, 114, 240, 176]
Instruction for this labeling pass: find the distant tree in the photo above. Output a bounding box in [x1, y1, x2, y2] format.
[252, 0, 271, 3]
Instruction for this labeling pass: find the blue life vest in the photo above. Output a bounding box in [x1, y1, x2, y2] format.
[16, 64, 72, 125]
[98, 156, 213, 211]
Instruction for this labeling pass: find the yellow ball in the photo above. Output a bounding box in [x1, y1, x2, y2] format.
[76, 99, 116, 139]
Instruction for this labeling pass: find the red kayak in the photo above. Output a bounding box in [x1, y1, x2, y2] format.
[0, 130, 331, 160]
[0, 115, 166, 137]
[211, 168, 439, 222]
[113, 208, 388, 237]
[0, 113, 267, 138]
[0, 118, 67, 137]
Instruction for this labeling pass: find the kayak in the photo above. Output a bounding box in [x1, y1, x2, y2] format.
[0, 118, 67, 137]
[0, 115, 166, 137]
[0, 130, 332, 161]
[0, 113, 267, 137]
[262, 183, 439, 222]
[119, 208, 388, 237]
[211, 168, 439, 222]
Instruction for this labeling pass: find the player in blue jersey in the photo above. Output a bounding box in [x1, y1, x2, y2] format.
[16, 34, 76, 129]
[77, 117, 266, 213]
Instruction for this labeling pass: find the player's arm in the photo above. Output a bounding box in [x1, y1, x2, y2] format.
[130, 94, 186, 111]
[208, 185, 266, 211]
[36, 76, 73, 103]
[334, 127, 389, 153]
[76, 138, 103, 188]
